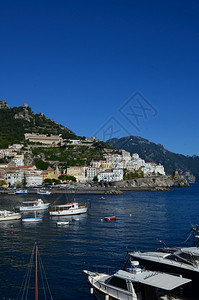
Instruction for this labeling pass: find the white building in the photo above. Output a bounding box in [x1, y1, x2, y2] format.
[6, 171, 24, 186]
[142, 162, 165, 176]
[26, 174, 43, 187]
[97, 169, 123, 182]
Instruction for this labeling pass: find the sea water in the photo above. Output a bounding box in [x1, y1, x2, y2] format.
[0, 183, 199, 299]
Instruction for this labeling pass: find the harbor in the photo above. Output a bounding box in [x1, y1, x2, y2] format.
[0, 184, 198, 299]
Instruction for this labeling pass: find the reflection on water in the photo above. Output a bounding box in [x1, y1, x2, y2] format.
[0, 184, 199, 299]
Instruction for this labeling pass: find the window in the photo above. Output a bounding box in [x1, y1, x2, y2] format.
[107, 276, 128, 291]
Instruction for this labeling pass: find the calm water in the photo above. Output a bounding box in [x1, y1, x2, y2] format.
[0, 184, 199, 299]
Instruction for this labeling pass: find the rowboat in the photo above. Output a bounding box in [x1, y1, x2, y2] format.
[21, 211, 42, 223]
[56, 221, 69, 226]
[104, 216, 116, 221]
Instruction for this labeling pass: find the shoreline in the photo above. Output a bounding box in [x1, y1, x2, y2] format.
[0, 186, 176, 195]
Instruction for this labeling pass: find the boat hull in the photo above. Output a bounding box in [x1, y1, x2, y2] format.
[0, 213, 21, 221]
[22, 217, 42, 223]
[49, 206, 87, 216]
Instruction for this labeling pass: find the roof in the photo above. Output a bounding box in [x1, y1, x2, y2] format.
[116, 270, 191, 290]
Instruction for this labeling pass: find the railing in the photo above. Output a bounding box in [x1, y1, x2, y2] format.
[90, 276, 135, 300]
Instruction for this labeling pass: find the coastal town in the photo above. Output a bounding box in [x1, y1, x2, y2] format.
[0, 132, 165, 187]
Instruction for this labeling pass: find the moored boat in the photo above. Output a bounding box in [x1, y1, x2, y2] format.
[17, 198, 50, 212]
[22, 211, 42, 223]
[37, 189, 51, 195]
[15, 189, 28, 195]
[56, 221, 69, 226]
[84, 259, 191, 300]
[129, 246, 199, 293]
[49, 202, 88, 216]
[0, 210, 21, 221]
[104, 215, 116, 221]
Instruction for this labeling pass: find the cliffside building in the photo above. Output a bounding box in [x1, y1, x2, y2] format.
[25, 133, 63, 145]
[0, 100, 9, 109]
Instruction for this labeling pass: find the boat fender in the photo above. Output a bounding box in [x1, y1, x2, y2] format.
[90, 287, 94, 294]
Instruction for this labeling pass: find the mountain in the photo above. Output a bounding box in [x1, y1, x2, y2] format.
[0, 104, 77, 148]
[107, 136, 199, 181]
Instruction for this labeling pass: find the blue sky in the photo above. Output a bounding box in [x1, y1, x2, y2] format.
[1, 0, 199, 155]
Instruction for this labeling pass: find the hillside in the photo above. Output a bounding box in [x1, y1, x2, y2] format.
[0, 105, 77, 148]
[0, 104, 114, 171]
[107, 136, 199, 181]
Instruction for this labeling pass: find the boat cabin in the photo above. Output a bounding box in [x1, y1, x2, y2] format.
[50, 202, 78, 211]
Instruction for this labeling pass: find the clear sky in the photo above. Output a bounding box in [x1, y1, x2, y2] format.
[1, 0, 199, 155]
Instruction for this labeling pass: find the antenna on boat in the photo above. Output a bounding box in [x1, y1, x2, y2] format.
[158, 240, 168, 248]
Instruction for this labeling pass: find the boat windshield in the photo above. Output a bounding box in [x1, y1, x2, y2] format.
[166, 254, 195, 266]
[107, 276, 128, 291]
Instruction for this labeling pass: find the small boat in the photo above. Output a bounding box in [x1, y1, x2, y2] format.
[22, 211, 42, 223]
[104, 215, 116, 221]
[49, 202, 88, 216]
[17, 198, 50, 212]
[56, 221, 69, 226]
[37, 189, 51, 195]
[84, 258, 192, 300]
[17, 243, 53, 299]
[8, 190, 16, 195]
[0, 210, 21, 221]
[15, 189, 28, 195]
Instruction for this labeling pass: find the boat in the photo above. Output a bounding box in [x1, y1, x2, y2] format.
[37, 189, 51, 195]
[129, 246, 199, 292]
[49, 202, 88, 216]
[15, 189, 28, 195]
[22, 211, 43, 223]
[104, 215, 116, 221]
[0, 210, 21, 221]
[83, 258, 191, 300]
[17, 243, 53, 299]
[56, 221, 69, 226]
[17, 198, 50, 211]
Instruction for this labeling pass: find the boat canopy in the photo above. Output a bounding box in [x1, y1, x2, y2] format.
[115, 270, 191, 291]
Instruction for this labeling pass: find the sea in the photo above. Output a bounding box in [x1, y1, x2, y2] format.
[0, 183, 199, 299]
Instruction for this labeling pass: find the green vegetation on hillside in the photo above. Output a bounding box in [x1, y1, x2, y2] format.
[0, 106, 77, 148]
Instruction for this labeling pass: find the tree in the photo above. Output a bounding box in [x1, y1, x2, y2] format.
[35, 159, 49, 170]
[93, 175, 98, 182]
[58, 175, 76, 182]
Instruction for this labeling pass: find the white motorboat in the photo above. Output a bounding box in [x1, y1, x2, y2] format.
[84, 259, 191, 300]
[49, 202, 87, 216]
[37, 189, 51, 195]
[0, 210, 21, 221]
[17, 198, 50, 211]
[129, 246, 199, 292]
